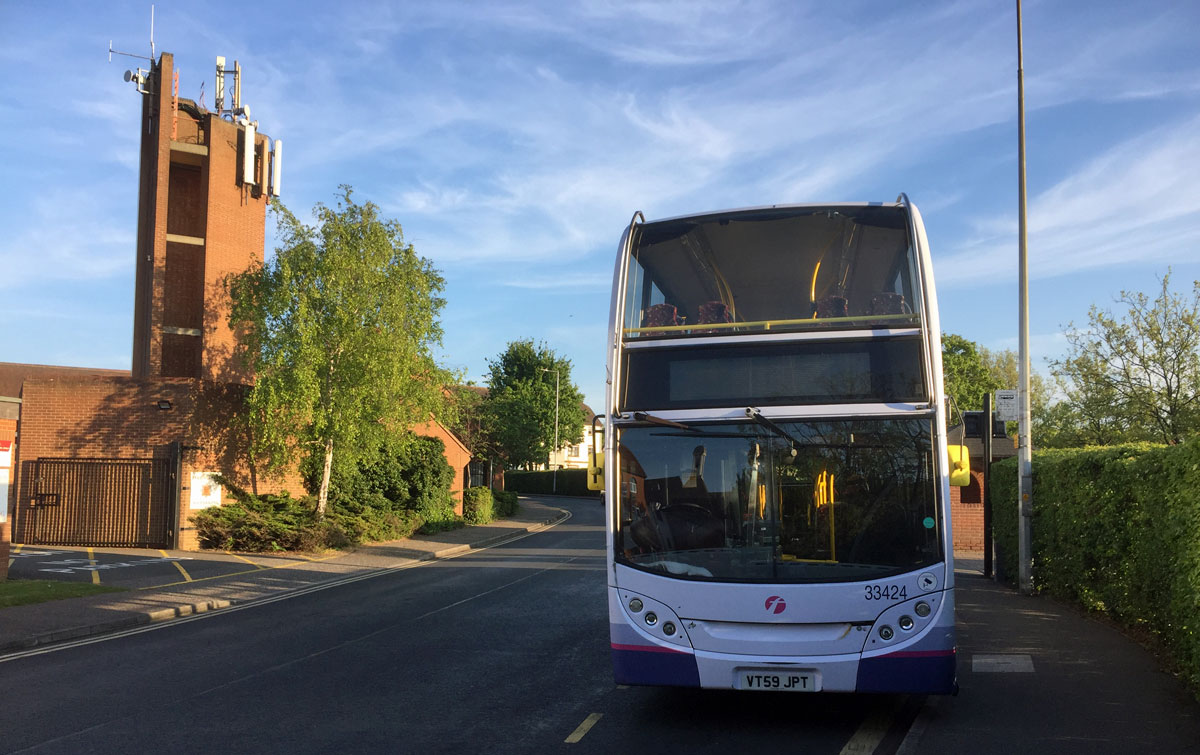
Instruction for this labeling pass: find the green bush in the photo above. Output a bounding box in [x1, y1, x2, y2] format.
[310, 431, 461, 538]
[326, 505, 424, 543]
[991, 439, 1200, 699]
[505, 469, 599, 497]
[463, 487, 494, 525]
[493, 489, 519, 517]
[191, 492, 351, 552]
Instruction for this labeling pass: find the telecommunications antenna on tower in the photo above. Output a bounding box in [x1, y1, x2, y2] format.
[109, 4, 157, 96]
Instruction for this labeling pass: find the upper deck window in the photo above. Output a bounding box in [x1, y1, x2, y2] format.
[623, 206, 920, 339]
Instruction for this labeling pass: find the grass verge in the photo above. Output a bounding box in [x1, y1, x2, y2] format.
[0, 579, 126, 609]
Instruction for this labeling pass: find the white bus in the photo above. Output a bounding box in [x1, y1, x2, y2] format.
[590, 196, 969, 694]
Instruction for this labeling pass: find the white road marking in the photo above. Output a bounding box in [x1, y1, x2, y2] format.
[972, 653, 1035, 672]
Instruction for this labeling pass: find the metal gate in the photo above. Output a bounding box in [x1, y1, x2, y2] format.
[14, 457, 175, 548]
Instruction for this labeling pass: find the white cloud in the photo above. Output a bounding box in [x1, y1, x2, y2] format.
[938, 116, 1200, 288]
[499, 272, 612, 290]
[0, 188, 134, 289]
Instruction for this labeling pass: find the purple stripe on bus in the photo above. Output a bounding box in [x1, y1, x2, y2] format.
[612, 646, 701, 687]
[856, 652, 957, 694]
[881, 649, 956, 658]
[611, 642, 688, 655]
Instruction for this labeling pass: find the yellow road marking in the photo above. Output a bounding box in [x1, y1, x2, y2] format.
[138, 552, 343, 591]
[160, 549, 194, 582]
[225, 552, 262, 567]
[87, 547, 100, 584]
[564, 713, 602, 744]
[12, 544, 22, 554]
[839, 697, 902, 754]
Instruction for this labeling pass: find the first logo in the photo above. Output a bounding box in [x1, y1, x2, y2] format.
[765, 596, 787, 614]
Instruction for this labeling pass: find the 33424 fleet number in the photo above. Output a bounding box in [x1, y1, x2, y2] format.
[864, 584, 907, 601]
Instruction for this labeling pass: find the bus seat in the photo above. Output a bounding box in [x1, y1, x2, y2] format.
[870, 292, 907, 315]
[695, 301, 732, 334]
[644, 303, 681, 328]
[816, 296, 848, 319]
[698, 301, 731, 324]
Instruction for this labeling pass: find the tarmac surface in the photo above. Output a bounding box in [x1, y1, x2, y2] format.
[4, 497, 1199, 753]
[1, 497, 573, 653]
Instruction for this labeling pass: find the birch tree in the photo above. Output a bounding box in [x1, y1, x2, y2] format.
[228, 186, 450, 514]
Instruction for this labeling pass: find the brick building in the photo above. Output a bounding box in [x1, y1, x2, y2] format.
[1, 51, 470, 562]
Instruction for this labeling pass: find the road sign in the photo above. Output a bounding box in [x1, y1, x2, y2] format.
[995, 390, 1019, 422]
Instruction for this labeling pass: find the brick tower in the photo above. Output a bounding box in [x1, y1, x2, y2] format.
[130, 52, 279, 384]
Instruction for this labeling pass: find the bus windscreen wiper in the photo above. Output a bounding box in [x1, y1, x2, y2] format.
[631, 412, 695, 431]
[745, 407, 802, 452]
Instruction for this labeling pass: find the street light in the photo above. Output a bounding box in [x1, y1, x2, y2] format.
[539, 367, 560, 494]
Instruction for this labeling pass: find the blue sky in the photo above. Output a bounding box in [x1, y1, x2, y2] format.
[2, 1, 1198, 411]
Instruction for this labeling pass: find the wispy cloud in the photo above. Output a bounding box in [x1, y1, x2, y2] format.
[937, 116, 1200, 287]
[0, 188, 134, 289]
[499, 272, 612, 290]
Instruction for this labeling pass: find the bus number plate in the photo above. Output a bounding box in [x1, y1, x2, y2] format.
[735, 669, 820, 692]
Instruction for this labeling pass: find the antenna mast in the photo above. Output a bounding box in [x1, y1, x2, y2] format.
[109, 5, 158, 96]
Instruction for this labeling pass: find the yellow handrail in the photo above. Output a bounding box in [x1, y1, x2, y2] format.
[624, 312, 917, 335]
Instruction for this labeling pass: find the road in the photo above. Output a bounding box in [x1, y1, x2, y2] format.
[0, 497, 932, 754]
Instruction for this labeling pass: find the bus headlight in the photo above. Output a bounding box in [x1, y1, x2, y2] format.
[645, 612, 658, 626]
[898, 615, 915, 631]
[662, 621, 677, 637]
[628, 598, 644, 613]
[915, 601, 931, 618]
[878, 625, 895, 641]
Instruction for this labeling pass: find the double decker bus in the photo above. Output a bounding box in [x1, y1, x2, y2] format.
[590, 196, 970, 694]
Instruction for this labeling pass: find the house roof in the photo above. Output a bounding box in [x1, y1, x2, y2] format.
[0, 362, 131, 400]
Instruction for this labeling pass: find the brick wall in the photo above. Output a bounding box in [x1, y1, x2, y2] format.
[202, 116, 267, 385]
[13, 377, 303, 550]
[950, 468, 986, 553]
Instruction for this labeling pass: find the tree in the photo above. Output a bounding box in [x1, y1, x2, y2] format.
[227, 186, 451, 514]
[483, 340, 586, 468]
[978, 345, 1053, 442]
[942, 333, 1003, 413]
[1050, 271, 1200, 445]
[445, 385, 495, 461]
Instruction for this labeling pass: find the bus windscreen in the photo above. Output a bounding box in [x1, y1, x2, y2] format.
[615, 418, 941, 583]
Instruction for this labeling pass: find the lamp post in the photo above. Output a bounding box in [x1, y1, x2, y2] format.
[1016, 0, 1034, 595]
[540, 367, 560, 493]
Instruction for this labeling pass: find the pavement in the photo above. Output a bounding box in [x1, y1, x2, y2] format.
[902, 552, 1200, 753]
[0, 497, 574, 655]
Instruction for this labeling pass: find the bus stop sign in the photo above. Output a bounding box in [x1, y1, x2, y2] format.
[995, 390, 1019, 422]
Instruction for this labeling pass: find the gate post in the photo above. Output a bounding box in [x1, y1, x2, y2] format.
[169, 441, 183, 549]
[0, 520, 9, 581]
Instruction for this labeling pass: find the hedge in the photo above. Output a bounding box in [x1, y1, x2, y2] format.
[463, 487, 494, 525]
[493, 489, 519, 517]
[504, 469, 600, 497]
[991, 439, 1200, 698]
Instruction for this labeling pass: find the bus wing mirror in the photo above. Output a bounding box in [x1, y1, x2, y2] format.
[947, 444, 971, 487]
[587, 450, 606, 491]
